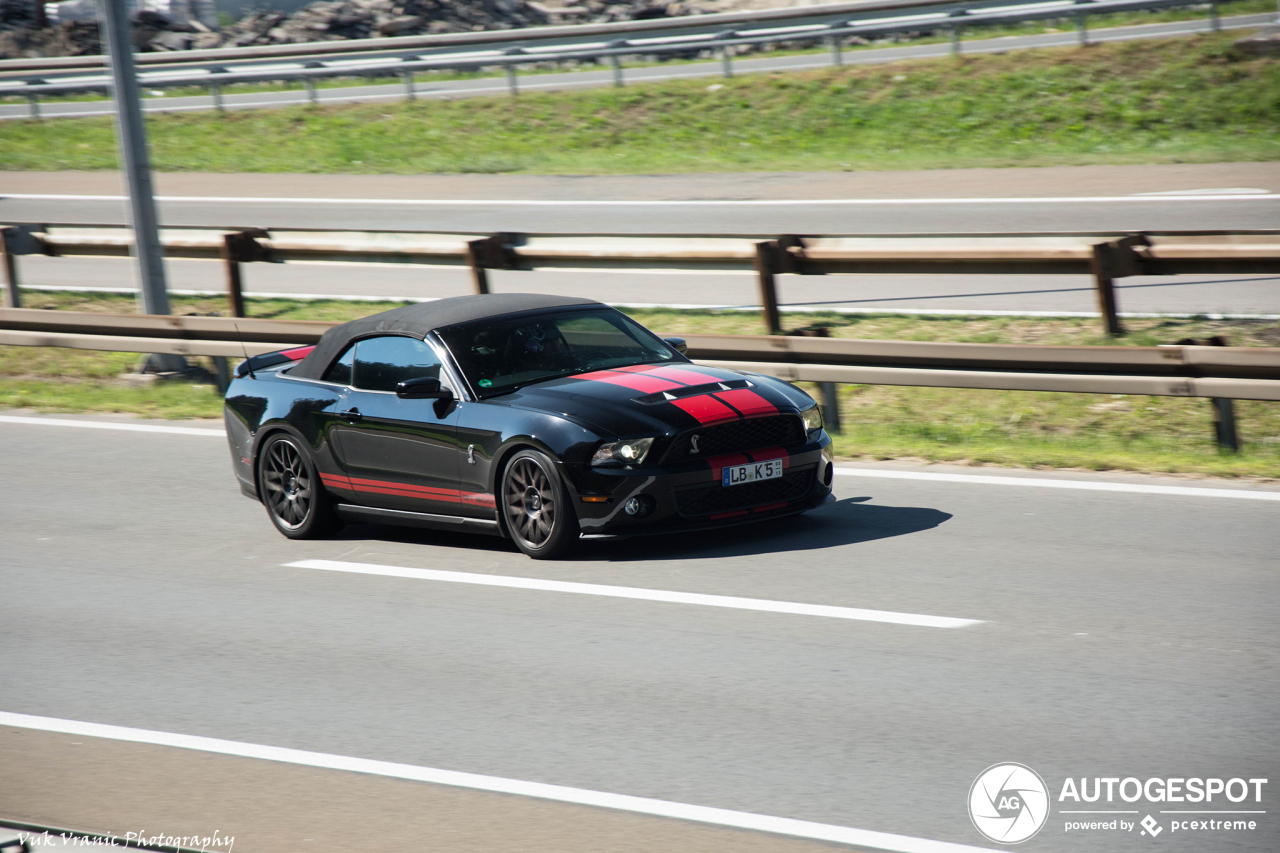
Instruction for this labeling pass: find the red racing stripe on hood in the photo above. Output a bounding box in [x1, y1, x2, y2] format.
[672, 394, 738, 425]
[574, 369, 687, 394]
[615, 364, 716, 386]
[712, 389, 777, 417]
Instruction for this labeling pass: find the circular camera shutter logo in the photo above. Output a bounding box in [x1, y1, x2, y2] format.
[969, 763, 1050, 844]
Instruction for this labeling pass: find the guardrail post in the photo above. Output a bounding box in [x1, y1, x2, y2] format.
[1074, 13, 1088, 46]
[820, 382, 842, 433]
[1213, 397, 1239, 452]
[950, 26, 962, 55]
[401, 71, 416, 101]
[1208, 0, 1220, 31]
[467, 239, 491, 294]
[610, 55, 625, 87]
[304, 78, 318, 105]
[466, 234, 519, 295]
[27, 94, 40, 121]
[828, 35, 843, 67]
[209, 83, 223, 112]
[720, 47, 734, 79]
[753, 241, 782, 335]
[1089, 234, 1150, 337]
[221, 230, 268, 318]
[506, 65, 519, 96]
[1, 228, 20, 309]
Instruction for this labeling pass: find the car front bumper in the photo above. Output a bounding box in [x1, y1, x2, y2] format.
[569, 434, 834, 537]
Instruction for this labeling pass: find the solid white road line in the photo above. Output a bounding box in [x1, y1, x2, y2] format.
[0, 414, 224, 436]
[284, 559, 982, 628]
[834, 467, 1280, 501]
[4, 193, 1278, 205]
[0, 711, 998, 853]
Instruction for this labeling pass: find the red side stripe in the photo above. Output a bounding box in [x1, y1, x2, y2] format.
[358, 485, 463, 502]
[280, 345, 316, 361]
[672, 394, 738, 425]
[461, 492, 496, 508]
[575, 370, 687, 394]
[345, 476, 457, 497]
[319, 472, 354, 489]
[321, 473, 493, 508]
[713, 389, 777, 417]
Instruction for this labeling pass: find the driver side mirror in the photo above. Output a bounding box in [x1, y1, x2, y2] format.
[396, 377, 454, 400]
[664, 337, 688, 354]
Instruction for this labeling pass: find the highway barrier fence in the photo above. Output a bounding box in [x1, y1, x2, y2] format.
[4, 223, 1277, 449]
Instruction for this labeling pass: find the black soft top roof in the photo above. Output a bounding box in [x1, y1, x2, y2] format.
[290, 293, 600, 380]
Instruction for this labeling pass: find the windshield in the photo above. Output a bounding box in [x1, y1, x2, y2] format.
[439, 307, 679, 396]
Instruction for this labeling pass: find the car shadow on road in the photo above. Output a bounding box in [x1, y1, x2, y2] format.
[581, 497, 952, 562]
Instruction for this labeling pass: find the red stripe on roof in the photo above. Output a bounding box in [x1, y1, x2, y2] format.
[671, 394, 738, 425]
[575, 370, 686, 394]
[713, 389, 777, 417]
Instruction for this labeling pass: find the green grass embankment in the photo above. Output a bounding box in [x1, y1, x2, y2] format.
[1, 33, 1276, 173]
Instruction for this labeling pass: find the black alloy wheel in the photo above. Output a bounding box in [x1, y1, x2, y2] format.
[502, 449, 578, 559]
[258, 433, 341, 539]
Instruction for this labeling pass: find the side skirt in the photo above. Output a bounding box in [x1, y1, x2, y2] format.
[335, 504, 505, 538]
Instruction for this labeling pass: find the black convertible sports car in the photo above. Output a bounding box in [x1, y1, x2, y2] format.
[224, 294, 834, 558]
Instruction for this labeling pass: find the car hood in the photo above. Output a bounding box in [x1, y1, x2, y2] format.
[491, 361, 809, 437]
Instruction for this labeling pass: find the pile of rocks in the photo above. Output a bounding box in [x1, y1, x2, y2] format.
[0, 0, 800, 59]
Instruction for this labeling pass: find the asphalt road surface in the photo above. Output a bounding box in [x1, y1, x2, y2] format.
[0, 14, 1271, 121]
[1, 413, 1277, 852]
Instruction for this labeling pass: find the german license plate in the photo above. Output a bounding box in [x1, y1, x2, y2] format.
[723, 459, 783, 487]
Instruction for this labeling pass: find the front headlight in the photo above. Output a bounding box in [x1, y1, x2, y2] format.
[800, 403, 823, 434]
[592, 437, 655, 466]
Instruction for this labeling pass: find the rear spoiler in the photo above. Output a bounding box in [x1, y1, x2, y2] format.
[235, 345, 316, 378]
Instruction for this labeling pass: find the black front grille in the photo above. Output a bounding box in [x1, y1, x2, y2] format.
[675, 465, 815, 517]
[660, 414, 805, 464]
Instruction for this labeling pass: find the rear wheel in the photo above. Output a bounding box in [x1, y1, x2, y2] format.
[258, 433, 342, 539]
[502, 449, 579, 560]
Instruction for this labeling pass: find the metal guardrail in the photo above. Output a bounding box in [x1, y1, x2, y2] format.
[0, 0, 1237, 111]
[2, 307, 1279, 402]
[4, 224, 1279, 336]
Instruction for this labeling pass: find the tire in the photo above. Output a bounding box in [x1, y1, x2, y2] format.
[257, 433, 342, 540]
[501, 449, 579, 560]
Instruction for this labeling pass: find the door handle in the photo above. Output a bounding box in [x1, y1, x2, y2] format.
[339, 408, 362, 422]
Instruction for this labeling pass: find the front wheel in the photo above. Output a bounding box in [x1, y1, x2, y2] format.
[258, 433, 342, 539]
[502, 449, 579, 560]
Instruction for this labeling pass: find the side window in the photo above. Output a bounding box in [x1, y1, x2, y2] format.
[324, 345, 355, 386]
[353, 336, 445, 393]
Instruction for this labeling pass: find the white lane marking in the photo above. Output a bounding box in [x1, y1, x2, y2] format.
[0, 711, 998, 853]
[285, 559, 982, 628]
[4, 193, 1279, 205]
[0, 414, 224, 436]
[835, 467, 1280, 501]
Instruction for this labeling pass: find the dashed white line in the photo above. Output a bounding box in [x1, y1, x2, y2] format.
[0, 711, 1000, 853]
[284, 559, 983, 628]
